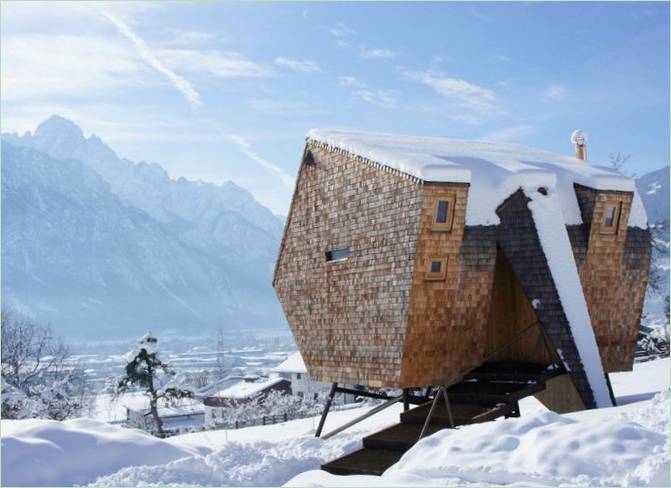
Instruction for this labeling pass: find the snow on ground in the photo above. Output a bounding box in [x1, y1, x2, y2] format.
[92, 391, 147, 423]
[0, 418, 198, 486]
[2, 359, 668, 487]
[289, 391, 669, 487]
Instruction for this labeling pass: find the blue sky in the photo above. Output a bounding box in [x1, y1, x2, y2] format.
[2, 1, 668, 214]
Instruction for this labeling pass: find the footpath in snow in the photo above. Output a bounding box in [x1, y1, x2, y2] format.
[1, 358, 669, 487]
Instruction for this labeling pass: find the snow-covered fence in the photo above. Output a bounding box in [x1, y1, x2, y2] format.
[207, 401, 363, 431]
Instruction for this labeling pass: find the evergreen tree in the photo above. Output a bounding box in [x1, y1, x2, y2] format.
[117, 333, 193, 437]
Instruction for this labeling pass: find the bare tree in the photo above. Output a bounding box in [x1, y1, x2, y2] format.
[647, 221, 669, 297]
[1, 307, 92, 420]
[608, 152, 632, 174]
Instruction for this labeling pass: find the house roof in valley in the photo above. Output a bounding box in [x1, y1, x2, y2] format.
[271, 351, 307, 374]
[307, 130, 647, 228]
[210, 377, 287, 399]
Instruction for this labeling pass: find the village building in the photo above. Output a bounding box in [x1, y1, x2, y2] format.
[271, 351, 356, 404]
[124, 398, 204, 435]
[203, 376, 291, 428]
[273, 129, 651, 475]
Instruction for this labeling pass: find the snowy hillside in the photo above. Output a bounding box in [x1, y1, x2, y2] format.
[1, 117, 286, 338]
[1, 358, 668, 487]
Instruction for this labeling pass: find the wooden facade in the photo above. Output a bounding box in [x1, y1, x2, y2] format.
[273, 138, 650, 410]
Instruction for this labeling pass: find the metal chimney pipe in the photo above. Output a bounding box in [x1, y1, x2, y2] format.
[570, 129, 588, 161]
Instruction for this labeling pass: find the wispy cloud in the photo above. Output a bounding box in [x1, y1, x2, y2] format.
[102, 10, 202, 110]
[1, 34, 146, 101]
[326, 22, 355, 39]
[353, 89, 396, 108]
[492, 54, 512, 63]
[325, 22, 397, 60]
[163, 29, 217, 47]
[274, 57, 321, 73]
[482, 125, 535, 143]
[158, 49, 270, 78]
[404, 69, 497, 111]
[358, 45, 399, 60]
[543, 84, 567, 100]
[225, 134, 295, 190]
[337, 76, 395, 107]
[338, 76, 365, 88]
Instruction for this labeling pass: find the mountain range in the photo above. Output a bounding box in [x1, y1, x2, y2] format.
[2, 116, 287, 339]
[1, 116, 668, 340]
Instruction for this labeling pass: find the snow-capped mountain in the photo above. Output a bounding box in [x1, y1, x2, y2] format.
[635, 165, 670, 349]
[636, 165, 669, 227]
[2, 117, 286, 339]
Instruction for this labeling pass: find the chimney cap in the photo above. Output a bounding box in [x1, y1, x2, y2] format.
[570, 129, 588, 146]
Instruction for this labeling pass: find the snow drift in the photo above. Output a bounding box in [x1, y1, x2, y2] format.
[2, 360, 668, 487]
[0, 418, 196, 486]
[288, 390, 669, 487]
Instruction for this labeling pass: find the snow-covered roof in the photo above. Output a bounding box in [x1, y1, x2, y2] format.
[271, 352, 307, 374]
[210, 377, 287, 400]
[307, 130, 647, 228]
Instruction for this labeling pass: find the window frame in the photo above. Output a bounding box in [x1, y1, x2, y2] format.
[425, 257, 448, 281]
[431, 193, 456, 232]
[600, 201, 622, 235]
[325, 248, 351, 262]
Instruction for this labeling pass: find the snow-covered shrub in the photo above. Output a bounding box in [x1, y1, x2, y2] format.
[116, 333, 194, 437]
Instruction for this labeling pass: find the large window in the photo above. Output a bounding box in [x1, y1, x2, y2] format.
[600, 202, 622, 234]
[432, 193, 456, 231]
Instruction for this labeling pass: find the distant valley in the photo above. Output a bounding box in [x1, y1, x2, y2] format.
[2, 116, 287, 339]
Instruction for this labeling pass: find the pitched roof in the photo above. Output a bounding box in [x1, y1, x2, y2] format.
[307, 130, 647, 228]
[210, 377, 287, 399]
[271, 352, 307, 374]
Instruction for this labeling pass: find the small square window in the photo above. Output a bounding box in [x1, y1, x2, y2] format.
[600, 202, 622, 234]
[432, 193, 456, 231]
[425, 257, 447, 281]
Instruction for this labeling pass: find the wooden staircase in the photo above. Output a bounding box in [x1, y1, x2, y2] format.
[321, 361, 563, 476]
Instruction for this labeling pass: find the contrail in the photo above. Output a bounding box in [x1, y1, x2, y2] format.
[226, 134, 295, 191]
[102, 10, 201, 110]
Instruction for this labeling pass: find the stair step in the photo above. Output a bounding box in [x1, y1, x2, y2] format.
[400, 401, 510, 426]
[444, 380, 544, 405]
[465, 362, 561, 382]
[320, 362, 559, 477]
[363, 423, 444, 451]
[321, 448, 404, 476]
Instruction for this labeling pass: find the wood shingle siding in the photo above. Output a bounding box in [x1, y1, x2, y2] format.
[571, 187, 651, 372]
[274, 136, 650, 409]
[274, 143, 423, 386]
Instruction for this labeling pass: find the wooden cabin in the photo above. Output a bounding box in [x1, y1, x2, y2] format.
[273, 130, 650, 412]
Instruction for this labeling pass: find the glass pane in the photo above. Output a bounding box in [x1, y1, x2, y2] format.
[436, 200, 449, 223]
[603, 207, 615, 226]
[326, 248, 350, 261]
[430, 261, 442, 273]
